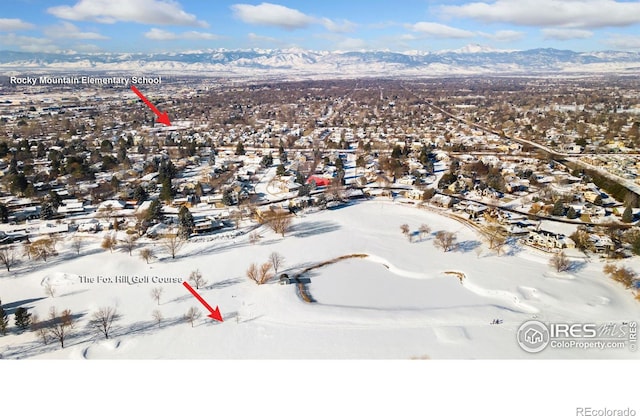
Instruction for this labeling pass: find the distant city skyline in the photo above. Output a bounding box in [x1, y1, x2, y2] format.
[1, 0, 640, 53]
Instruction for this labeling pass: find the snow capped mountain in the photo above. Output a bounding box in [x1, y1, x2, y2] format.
[1, 48, 639, 77]
[441, 43, 508, 54]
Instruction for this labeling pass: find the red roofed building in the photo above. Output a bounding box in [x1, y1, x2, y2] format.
[306, 175, 332, 187]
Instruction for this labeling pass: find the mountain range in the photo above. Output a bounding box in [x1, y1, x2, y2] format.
[2, 46, 640, 78]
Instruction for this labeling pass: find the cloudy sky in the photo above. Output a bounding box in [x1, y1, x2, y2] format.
[1, 0, 640, 53]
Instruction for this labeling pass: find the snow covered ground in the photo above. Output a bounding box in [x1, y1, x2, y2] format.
[0, 200, 638, 359]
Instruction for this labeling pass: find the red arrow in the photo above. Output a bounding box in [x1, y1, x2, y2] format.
[130, 85, 171, 126]
[182, 281, 224, 322]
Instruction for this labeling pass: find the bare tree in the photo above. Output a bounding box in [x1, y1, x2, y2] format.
[31, 314, 49, 345]
[418, 224, 431, 240]
[485, 225, 507, 255]
[188, 269, 207, 289]
[269, 252, 285, 274]
[248, 231, 261, 245]
[49, 233, 62, 250]
[120, 234, 138, 256]
[162, 235, 184, 259]
[433, 231, 457, 252]
[139, 247, 154, 264]
[151, 286, 164, 305]
[246, 263, 259, 284]
[184, 306, 202, 327]
[89, 306, 120, 339]
[603, 264, 637, 288]
[71, 237, 83, 255]
[44, 282, 56, 298]
[22, 241, 31, 260]
[28, 238, 57, 261]
[47, 307, 74, 348]
[400, 224, 411, 241]
[230, 210, 242, 230]
[152, 309, 163, 327]
[259, 262, 274, 284]
[267, 211, 292, 237]
[0, 247, 18, 271]
[550, 251, 571, 273]
[101, 235, 117, 253]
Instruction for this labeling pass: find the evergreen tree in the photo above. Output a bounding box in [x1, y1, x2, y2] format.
[276, 165, 286, 176]
[40, 201, 54, 220]
[0, 204, 8, 223]
[133, 185, 148, 203]
[298, 184, 310, 197]
[622, 205, 634, 223]
[235, 141, 245, 156]
[157, 159, 176, 182]
[11, 173, 28, 196]
[145, 199, 163, 222]
[178, 206, 195, 238]
[552, 200, 565, 216]
[48, 190, 62, 209]
[566, 206, 578, 220]
[14, 307, 31, 331]
[8, 157, 17, 175]
[159, 177, 174, 202]
[0, 301, 8, 335]
[260, 153, 273, 168]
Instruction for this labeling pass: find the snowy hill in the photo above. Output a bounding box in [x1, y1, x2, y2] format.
[1, 47, 640, 78]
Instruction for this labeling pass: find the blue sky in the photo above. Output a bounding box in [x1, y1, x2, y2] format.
[1, 0, 640, 53]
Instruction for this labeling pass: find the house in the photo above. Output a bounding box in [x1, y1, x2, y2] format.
[57, 199, 86, 215]
[97, 200, 125, 212]
[306, 175, 331, 187]
[78, 219, 100, 232]
[193, 217, 224, 234]
[589, 235, 615, 254]
[525, 230, 575, 251]
[431, 194, 453, 208]
[403, 189, 424, 201]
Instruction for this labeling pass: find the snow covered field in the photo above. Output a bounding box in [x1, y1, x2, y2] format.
[0, 200, 638, 359]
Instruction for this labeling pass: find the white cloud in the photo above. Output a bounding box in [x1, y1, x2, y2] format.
[408, 22, 475, 38]
[605, 35, 640, 50]
[231, 3, 356, 33]
[321, 18, 357, 33]
[48, 0, 208, 27]
[0, 34, 58, 52]
[441, 0, 640, 29]
[71, 43, 104, 52]
[44, 22, 108, 40]
[542, 28, 593, 40]
[231, 3, 314, 30]
[248, 32, 280, 43]
[481, 30, 524, 42]
[0, 18, 34, 32]
[144, 28, 220, 41]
